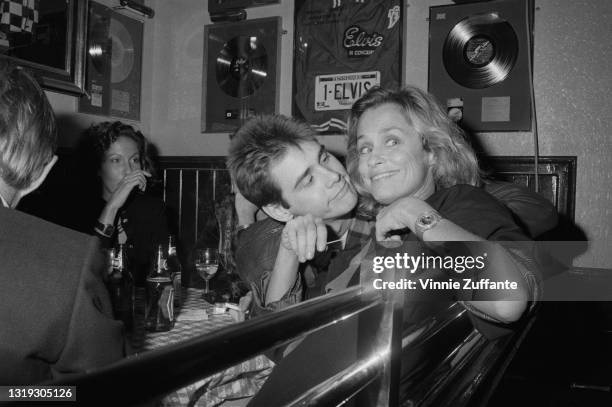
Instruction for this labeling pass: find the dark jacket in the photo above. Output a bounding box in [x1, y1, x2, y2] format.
[0, 206, 127, 385]
[92, 193, 169, 285]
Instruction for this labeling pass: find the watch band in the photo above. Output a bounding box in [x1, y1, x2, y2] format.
[414, 210, 442, 240]
[95, 221, 115, 238]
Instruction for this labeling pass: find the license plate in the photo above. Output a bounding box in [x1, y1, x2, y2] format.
[314, 71, 380, 111]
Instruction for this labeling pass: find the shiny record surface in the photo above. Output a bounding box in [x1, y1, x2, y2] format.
[109, 18, 135, 84]
[216, 36, 268, 98]
[88, 14, 110, 76]
[443, 12, 518, 89]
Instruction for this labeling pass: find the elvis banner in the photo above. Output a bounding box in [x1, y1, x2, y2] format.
[293, 0, 402, 134]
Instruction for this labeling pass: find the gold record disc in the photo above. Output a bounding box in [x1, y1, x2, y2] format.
[88, 14, 110, 76]
[215, 35, 268, 98]
[109, 17, 135, 84]
[443, 12, 519, 89]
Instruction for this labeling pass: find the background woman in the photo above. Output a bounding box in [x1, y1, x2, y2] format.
[79, 121, 169, 285]
[346, 86, 539, 326]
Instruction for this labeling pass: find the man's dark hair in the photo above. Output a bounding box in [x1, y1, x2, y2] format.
[227, 115, 316, 208]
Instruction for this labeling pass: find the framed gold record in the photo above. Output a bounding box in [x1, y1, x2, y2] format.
[201, 17, 281, 133]
[428, 0, 533, 132]
[109, 17, 135, 84]
[78, 1, 143, 121]
[443, 12, 519, 89]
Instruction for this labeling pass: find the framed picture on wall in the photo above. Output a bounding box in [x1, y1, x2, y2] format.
[78, 1, 143, 121]
[201, 17, 281, 133]
[0, 0, 88, 95]
[293, 0, 403, 134]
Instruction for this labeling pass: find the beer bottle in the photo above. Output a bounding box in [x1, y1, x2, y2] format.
[167, 235, 182, 307]
[107, 244, 135, 331]
[145, 244, 175, 331]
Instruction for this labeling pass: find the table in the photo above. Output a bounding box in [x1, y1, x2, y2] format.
[129, 288, 275, 406]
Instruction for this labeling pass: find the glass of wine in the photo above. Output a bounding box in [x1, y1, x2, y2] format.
[194, 247, 219, 302]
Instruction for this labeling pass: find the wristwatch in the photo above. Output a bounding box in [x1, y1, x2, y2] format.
[414, 210, 443, 240]
[95, 221, 115, 237]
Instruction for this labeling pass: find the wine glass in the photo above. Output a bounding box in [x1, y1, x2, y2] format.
[194, 248, 219, 301]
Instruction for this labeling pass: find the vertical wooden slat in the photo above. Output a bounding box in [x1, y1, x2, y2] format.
[179, 170, 197, 285]
[196, 169, 216, 245]
[195, 170, 199, 243]
[164, 169, 181, 234]
[179, 170, 183, 236]
[215, 169, 232, 205]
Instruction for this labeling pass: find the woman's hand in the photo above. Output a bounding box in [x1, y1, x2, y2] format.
[98, 170, 150, 227]
[375, 196, 434, 241]
[106, 170, 150, 210]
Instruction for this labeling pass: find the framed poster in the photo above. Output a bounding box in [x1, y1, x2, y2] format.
[78, 1, 143, 121]
[293, 0, 402, 134]
[0, 0, 88, 95]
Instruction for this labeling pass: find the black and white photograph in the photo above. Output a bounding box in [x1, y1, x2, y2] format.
[1, 0, 611, 406]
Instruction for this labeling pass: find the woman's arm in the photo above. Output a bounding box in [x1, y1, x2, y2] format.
[375, 195, 529, 323]
[97, 170, 150, 230]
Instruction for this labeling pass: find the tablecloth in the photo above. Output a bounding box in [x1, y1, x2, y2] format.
[130, 288, 274, 406]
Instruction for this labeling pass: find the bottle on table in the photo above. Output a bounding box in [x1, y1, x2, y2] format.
[167, 235, 182, 307]
[145, 244, 175, 332]
[107, 244, 135, 331]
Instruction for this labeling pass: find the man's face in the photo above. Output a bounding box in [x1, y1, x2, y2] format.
[268, 140, 358, 221]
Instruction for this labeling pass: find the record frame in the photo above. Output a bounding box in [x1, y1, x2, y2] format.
[0, 0, 88, 95]
[201, 17, 281, 133]
[428, 0, 533, 132]
[78, 1, 143, 121]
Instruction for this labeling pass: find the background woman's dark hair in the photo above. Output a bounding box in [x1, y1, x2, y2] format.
[88, 121, 154, 174]
[75, 121, 157, 200]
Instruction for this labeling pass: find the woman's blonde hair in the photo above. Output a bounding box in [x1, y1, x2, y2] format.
[346, 86, 482, 217]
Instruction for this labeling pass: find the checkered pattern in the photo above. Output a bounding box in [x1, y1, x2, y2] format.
[0, 0, 38, 33]
[130, 288, 275, 406]
[130, 288, 235, 352]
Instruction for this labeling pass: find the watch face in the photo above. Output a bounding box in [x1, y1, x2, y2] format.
[464, 36, 495, 67]
[418, 212, 436, 227]
[419, 215, 434, 226]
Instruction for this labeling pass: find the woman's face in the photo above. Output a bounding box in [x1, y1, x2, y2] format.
[355, 103, 435, 204]
[100, 136, 142, 198]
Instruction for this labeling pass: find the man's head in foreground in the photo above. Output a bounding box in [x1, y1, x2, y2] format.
[0, 61, 57, 207]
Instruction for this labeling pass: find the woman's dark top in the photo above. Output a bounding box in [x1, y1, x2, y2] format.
[91, 193, 169, 285]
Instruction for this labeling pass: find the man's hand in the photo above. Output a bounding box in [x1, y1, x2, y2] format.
[281, 214, 327, 262]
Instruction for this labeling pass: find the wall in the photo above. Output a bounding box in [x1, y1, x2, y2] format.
[46, 0, 611, 267]
[402, 0, 612, 268]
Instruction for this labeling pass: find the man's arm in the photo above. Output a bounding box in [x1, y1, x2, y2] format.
[265, 214, 327, 304]
[52, 238, 127, 379]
